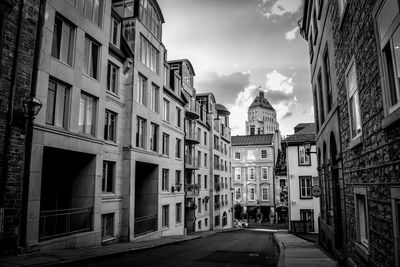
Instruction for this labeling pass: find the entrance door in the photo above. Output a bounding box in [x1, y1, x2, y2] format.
[300, 209, 314, 232]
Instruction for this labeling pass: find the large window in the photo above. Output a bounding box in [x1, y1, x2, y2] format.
[176, 203, 182, 224]
[204, 132, 207, 145]
[107, 62, 119, 94]
[51, 15, 74, 66]
[79, 93, 96, 136]
[104, 110, 117, 142]
[150, 84, 159, 112]
[262, 187, 268, 201]
[162, 169, 169, 191]
[204, 153, 208, 167]
[139, 0, 161, 39]
[248, 187, 255, 201]
[84, 0, 103, 26]
[176, 107, 181, 127]
[299, 176, 312, 199]
[140, 35, 159, 74]
[346, 59, 362, 139]
[101, 213, 114, 241]
[204, 175, 207, 189]
[84, 36, 100, 80]
[248, 167, 255, 180]
[355, 188, 369, 249]
[150, 123, 158, 152]
[182, 64, 193, 87]
[323, 49, 333, 111]
[102, 161, 115, 193]
[298, 146, 311, 166]
[317, 72, 325, 123]
[163, 99, 170, 122]
[162, 205, 169, 228]
[110, 17, 120, 47]
[234, 167, 241, 180]
[136, 117, 146, 149]
[46, 79, 69, 128]
[175, 138, 181, 158]
[376, 0, 400, 115]
[261, 167, 268, 180]
[162, 133, 169, 155]
[235, 187, 241, 200]
[137, 74, 147, 106]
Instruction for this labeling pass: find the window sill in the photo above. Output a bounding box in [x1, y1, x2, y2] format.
[82, 73, 100, 84]
[104, 140, 118, 147]
[348, 135, 362, 150]
[299, 197, 313, 200]
[382, 106, 400, 129]
[355, 242, 369, 260]
[101, 237, 116, 244]
[106, 90, 120, 99]
[51, 56, 73, 69]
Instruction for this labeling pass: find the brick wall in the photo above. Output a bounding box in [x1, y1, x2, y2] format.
[0, 0, 40, 252]
[331, 0, 400, 266]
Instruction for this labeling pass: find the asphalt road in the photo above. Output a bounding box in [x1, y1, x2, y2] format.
[69, 229, 279, 267]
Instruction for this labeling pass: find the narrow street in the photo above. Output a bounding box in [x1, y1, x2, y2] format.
[66, 229, 279, 267]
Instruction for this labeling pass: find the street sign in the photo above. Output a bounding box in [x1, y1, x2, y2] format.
[312, 185, 321, 198]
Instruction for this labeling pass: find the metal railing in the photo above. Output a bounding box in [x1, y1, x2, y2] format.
[39, 207, 93, 241]
[186, 101, 200, 118]
[185, 184, 200, 196]
[134, 215, 158, 237]
[185, 155, 200, 169]
[185, 129, 200, 142]
[290, 220, 314, 233]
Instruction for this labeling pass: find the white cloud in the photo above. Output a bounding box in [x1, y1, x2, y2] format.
[229, 85, 258, 135]
[259, 0, 302, 18]
[285, 27, 299, 40]
[265, 70, 294, 94]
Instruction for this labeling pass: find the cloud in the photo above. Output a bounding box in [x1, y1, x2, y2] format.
[285, 26, 299, 40]
[282, 111, 293, 119]
[196, 71, 250, 105]
[265, 70, 294, 94]
[259, 0, 302, 18]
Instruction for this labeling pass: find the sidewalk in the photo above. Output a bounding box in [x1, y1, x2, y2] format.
[273, 232, 337, 267]
[0, 228, 240, 267]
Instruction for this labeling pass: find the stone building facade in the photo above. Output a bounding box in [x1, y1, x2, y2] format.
[246, 91, 279, 135]
[302, 0, 400, 266]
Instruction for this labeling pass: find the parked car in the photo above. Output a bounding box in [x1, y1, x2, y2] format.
[234, 219, 249, 228]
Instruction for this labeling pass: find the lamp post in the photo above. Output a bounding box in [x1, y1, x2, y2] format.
[23, 96, 43, 118]
[304, 140, 317, 156]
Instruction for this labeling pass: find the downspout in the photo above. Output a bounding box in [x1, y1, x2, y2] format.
[0, 0, 25, 243]
[286, 140, 291, 231]
[20, 0, 46, 248]
[272, 144, 276, 224]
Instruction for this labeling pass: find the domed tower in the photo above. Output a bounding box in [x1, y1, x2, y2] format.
[246, 91, 279, 135]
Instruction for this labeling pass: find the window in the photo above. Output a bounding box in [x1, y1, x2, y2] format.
[313, 87, 320, 131]
[175, 138, 181, 158]
[235, 152, 240, 159]
[83, 0, 103, 26]
[205, 218, 208, 227]
[46, 79, 69, 128]
[104, 110, 117, 142]
[235, 167, 241, 180]
[197, 174, 201, 188]
[235, 187, 241, 200]
[262, 187, 268, 201]
[51, 16, 74, 66]
[198, 198, 202, 213]
[376, 0, 400, 115]
[137, 74, 147, 106]
[391, 187, 400, 266]
[176, 107, 181, 127]
[298, 146, 311, 165]
[102, 161, 115, 193]
[79, 93, 96, 136]
[299, 176, 312, 199]
[139, 0, 161, 39]
[317, 71, 325, 123]
[250, 126, 255, 135]
[204, 175, 207, 189]
[162, 133, 169, 155]
[261, 149, 267, 158]
[84, 36, 100, 80]
[107, 62, 119, 94]
[101, 213, 114, 240]
[140, 35, 159, 73]
[247, 150, 255, 160]
[248, 167, 255, 180]
[248, 187, 255, 201]
[162, 205, 169, 228]
[204, 132, 207, 145]
[204, 153, 208, 167]
[323, 49, 333, 111]
[150, 123, 158, 152]
[136, 117, 146, 149]
[162, 169, 169, 191]
[176, 203, 182, 224]
[110, 17, 120, 47]
[355, 188, 369, 249]
[183, 64, 193, 87]
[198, 151, 201, 167]
[346, 59, 362, 139]
[215, 215, 220, 226]
[150, 84, 159, 112]
[163, 99, 170, 121]
[261, 167, 268, 180]
[175, 170, 181, 185]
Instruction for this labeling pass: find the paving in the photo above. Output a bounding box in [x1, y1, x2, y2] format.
[273, 233, 337, 267]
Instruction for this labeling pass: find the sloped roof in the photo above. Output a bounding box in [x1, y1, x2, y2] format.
[249, 91, 275, 110]
[215, 103, 230, 114]
[232, 134, 274, 146]
[284, 123, 316, 144]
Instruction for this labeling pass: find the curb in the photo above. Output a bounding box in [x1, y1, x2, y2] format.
[273, 233, 285, 267]
[32, 236, 202, 266]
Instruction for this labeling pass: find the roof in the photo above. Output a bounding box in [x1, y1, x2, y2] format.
[284, 123, 316, 144]
[215, 103, 230, 114]
[232, 134, 274, 146]
[249, 91, 275, 110]
[167, 59, 196, 76]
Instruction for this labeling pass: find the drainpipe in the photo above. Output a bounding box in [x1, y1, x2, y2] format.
[0, 0, 25, 246]
[272, 145, 276, 224]
[19, 0, 46, 248]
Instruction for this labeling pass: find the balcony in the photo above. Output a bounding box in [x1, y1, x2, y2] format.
[186, 101, 200, 119]
[185, 129, 200, 144]
[185, 155, 199, 170]
[185, 184, 200, 197]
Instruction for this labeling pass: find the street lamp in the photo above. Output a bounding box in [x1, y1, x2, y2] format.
[23, 96, 42, 118]
[304, 140, 316, 156]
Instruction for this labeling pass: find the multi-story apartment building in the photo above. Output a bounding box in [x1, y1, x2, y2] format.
[284, 123, 319, 234]
[301, 0, 400, 266]
[246, 91, 279, 135]
[300, 0, 346, 261]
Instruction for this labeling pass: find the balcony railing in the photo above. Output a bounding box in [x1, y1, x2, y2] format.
[290, 220, 314, 233]
[134, 215, 158, 237]
[39, 207, 93, 241]
[185, 129, 200, 144]
[186, 101, 200, 119]
[185, 155, 200, 170]
[185, 184, 200, 196]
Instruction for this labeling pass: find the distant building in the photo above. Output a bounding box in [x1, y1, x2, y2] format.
[284, 123, 319, 234]
[246, 91, 279, 135]
[274, 146, 288, 224]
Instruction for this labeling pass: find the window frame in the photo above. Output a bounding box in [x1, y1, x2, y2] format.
[354, 187, 369, 256]
[248, 167, 255, 180]
[46, 78, 70, 128]
[137, 74, 147, 106]
[163, 98, 170, 122]
[51, 15, 75, 66]
[150, 84, 160, 113]
[150, 123, 159, 152]
[101, 213, 114, 241]
[235, 187, 241, 200]
[176, 203, 182, 224]
[162, 168, 169, 192]
[345, 57, 362, 140]
[79, 92, 97, 136]
[261, 167, 268, 180]
[248, 187, 255, 201]
[234, 167, 241, 180]
[136, 116, 147, 149]
[110, 16, 120, 47]
[107, 61, 119, 94]
[298, 146, 311, 166]
[84, 35, 101, 80]
[104, 109, 117, 142]
[261, 186, 268, 201]
[261, 149, 267, 159]
[299, 176, 312, 199]
[102, 161, 115, 193]
[162, 133, 169, 156]
[175, 138, 181, 158]
[162, 204, 169, 228]
[391, 187, 400, 267]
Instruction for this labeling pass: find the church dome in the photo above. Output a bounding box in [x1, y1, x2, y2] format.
[249, 91, 275, 111]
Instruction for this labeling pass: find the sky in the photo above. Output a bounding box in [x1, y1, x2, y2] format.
[158, 0, 314, 137]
